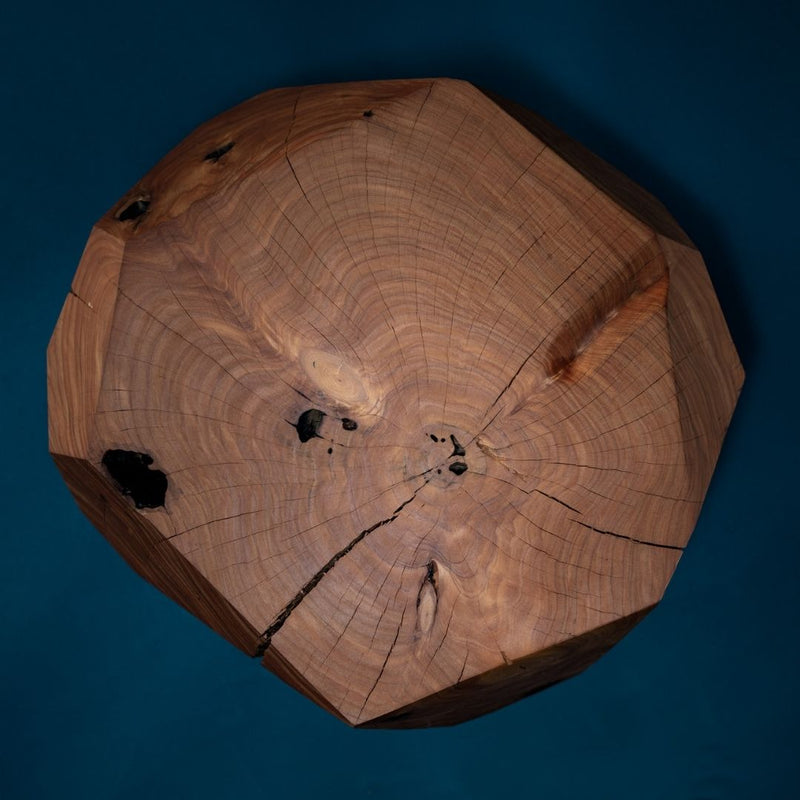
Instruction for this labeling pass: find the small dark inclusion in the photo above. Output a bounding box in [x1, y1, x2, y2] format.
[204, 141, 235, 162]
[101, 449, 167, 509]
[296, 409, 325, 442]
[342, 418, 358, 431]
[449, 461, 468, 476]
[449, 434, 465, 457]
[118, 199, 149, 221]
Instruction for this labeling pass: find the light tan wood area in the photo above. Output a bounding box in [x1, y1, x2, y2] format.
[48, 79, 743, 726]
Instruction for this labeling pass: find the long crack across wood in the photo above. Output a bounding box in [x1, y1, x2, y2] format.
[255, 480, 429, 656]
[571, 519, 685, 551]
[358, 606, 406, 720]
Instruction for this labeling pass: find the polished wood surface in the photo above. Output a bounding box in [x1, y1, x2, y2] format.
[48, 79, 743, 726]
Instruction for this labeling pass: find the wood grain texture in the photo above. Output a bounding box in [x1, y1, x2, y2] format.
[48, 78, 743, 727]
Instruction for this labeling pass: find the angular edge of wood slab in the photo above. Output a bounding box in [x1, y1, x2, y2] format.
[47, 78, 744, 727]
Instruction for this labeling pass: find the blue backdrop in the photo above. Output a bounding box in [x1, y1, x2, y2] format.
[3, 1, 798, 797]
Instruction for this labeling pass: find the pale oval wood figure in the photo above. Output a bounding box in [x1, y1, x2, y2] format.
[48, 79, 743, 727]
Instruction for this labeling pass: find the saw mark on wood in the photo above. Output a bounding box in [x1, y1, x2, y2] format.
[101, 449, 167, 509]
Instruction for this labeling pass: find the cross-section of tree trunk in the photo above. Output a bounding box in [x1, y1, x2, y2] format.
[48, 79, 743, 727]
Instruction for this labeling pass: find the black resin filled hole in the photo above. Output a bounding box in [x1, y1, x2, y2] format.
[204, 141, 235, 162]
[449, 434, 465, 457]
[296, 409, 325, 442]
[102, 449, 167, 509]
[117, 199, 150, 222]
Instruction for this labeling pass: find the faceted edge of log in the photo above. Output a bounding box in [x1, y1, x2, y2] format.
[47, 227, 261, 656]
[47, 79, 745, 727]
[660, 235, 745, 509]
[47, 227, 123, 459]
[485, 89, 695, 248]
[262, 645, 351, 725]
[358, 606, 654, 728]
[490, 86, 744, 527]
[52, 453, 260, 655]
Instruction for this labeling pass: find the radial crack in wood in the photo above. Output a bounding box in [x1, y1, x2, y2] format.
[48, 78, 743, 727]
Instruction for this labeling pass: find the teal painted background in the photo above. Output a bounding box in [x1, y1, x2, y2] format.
[2, 1, 798, 797]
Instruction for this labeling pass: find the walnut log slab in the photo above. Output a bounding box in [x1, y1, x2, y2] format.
[47, 79, 743, 727]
